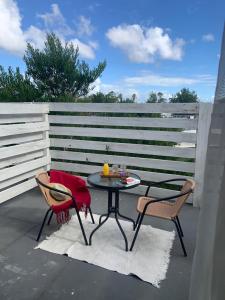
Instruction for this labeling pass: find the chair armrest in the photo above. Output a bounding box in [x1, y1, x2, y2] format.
[144, 178, 188, 197]
[143, 189, 193, 214]
[36, 177, 73, 199]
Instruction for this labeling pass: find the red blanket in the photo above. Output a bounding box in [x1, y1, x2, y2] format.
[50, 170, 91, 212]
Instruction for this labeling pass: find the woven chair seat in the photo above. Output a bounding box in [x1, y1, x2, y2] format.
[137, 197, 176, 219]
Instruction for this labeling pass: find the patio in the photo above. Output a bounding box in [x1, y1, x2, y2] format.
[0, 98, 222, 300]
[0, 187, 199, 300]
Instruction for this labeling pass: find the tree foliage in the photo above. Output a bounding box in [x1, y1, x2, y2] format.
[95, 91, 119, 103]
[146, 92, 166, 103]
[0, 66, 41, 102]
[24, 33, 106, 101]
[79, 91, 137, 103]
[169, 88, 198, 103]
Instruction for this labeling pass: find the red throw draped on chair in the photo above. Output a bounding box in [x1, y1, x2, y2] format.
[50, 170, 91, 223]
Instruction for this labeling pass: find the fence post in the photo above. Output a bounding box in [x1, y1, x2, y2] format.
[194, 103, 213, 207]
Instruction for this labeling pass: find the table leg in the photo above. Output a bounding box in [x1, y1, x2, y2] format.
[89, 190, 112, 245]
[114, 191, 129, 251]
[99, 213, 108, 224]
[89, 190, 133, 251]
[89, 213, 109, 245]
[116, 191, 136, 230]
[115, 212, 128, 251]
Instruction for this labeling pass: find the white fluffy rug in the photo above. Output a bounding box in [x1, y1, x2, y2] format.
[35, 213, 175, 287]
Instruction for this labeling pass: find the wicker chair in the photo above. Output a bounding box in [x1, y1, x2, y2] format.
[35, 171, 95, 244]
[130, 178, 195, 256]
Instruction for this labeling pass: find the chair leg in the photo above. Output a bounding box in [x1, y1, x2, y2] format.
[72, 199, 88, 246]
[89, 207, 95, 224]
[172, 218, 187, 257]
[47, 211, 54, 225]
[130, 213, 145, 251]
[134, 213, 141, 230]
[176, 216, 184, 237]
[36, 208, 51, 242]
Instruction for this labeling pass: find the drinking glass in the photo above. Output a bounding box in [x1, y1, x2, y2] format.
[120, 164, 126, 176]
[112, 164, 119, 174]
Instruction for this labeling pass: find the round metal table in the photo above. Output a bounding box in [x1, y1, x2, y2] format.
[87, 172, 141, 251]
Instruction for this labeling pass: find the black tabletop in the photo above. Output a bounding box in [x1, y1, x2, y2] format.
[87, 172, 141, 191]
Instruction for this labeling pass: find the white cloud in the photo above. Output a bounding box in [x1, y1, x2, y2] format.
[0, 0, 47, 55]
[38, 4, 63, 27]
[88, 41, 98, 49]
[90, 73, 216, 102]
[38, 5, 96, 58]
[124, 73, 216, 87]
[38, 3, 73, 37]
[106, 24, 185, 63]
[202, 33, 215, 42]
[90, 78, 140, 99]
[0, 0, 26, 55]
[70, 39, 95, 59]
[76, 16, 94, 37]
[0, 0, 97, 59]
[24, 26, 47, 50]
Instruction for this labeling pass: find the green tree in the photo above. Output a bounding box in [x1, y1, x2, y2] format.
[79, 91, 137, 103]
[86, 91, 119, 103]
[24, 33, 106, 101]
[118, 93, 136, 103]
[169, 88, 198, 103]
[0, 66, 41, 102]
[146, 91, 166, 103]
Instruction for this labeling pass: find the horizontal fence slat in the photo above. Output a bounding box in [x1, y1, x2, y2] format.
[0, 133, 44, 147]
[51, 138, 195, 158]
[0, 168, 44, 190]
[49, 115, 198, 129]
[0, 139, 49, 160]
[0, 156, 51, 182]
[0, 103, 50, 203]
[0, 150, 44, 169]
[0, 139, 50, 161]
[0, 103, 49, 114]
[0, 121, 49, 138]
[0, 114, 43, 124]
[0, 178, 37, 204]
[49, 103, 199, 114]
[50, 126, 196, 143]
[50, 138, 196, 158]
[51, 150, 194, 173]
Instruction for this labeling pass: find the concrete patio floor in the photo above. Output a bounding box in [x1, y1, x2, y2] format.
[0, 187, 199, 300]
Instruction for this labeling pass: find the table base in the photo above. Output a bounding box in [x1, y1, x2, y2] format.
[89, 190, 135, 251]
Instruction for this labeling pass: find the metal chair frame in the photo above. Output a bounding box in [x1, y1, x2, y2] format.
[130, 178, 194, 256]
[36, 177, 95, 244]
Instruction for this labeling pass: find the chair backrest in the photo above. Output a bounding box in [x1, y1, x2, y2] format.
[36, 171, 71, 207]
[172, 179, 196, 217]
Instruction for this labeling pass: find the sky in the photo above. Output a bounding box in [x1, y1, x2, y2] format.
[0, 0, 224, 102]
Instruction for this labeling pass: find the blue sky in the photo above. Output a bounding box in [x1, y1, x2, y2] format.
[0, 0, 224, 102]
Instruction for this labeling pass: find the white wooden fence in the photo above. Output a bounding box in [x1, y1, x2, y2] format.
[0, 102, 212, 207]
[49, 102, 212, 207]
[0, 103, 50, 204]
